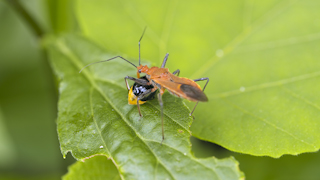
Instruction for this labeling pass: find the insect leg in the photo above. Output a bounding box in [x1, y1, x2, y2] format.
[193, 77, 209, 90]
[136, 98, 143, 117]
[124, 76, 149, 90]
[190, 77, 209, 116]
[157, 92, 165, 143]
[161, 53, 170, 68]
[172, 69, 180, 76]
[124, 77, 130, 91]
[136, 88, 153, 118]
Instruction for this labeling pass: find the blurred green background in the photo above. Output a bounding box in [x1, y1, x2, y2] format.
[1, 0, 320, 179]
[0, 0, 75, 179]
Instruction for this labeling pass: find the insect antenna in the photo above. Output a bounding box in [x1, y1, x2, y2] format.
[138, 27, 147, 66]
[79, 56, 137, 73]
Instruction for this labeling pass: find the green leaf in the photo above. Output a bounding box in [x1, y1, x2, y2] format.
[192, 137, 320, 180]
[0, 0, 65, 173]
[47, 34, 244, 179]
[46, 0, 77, 33]
[75, 0, 320, 157]
[235, 152, 320, 180]
[0, 107, 16, 168]
[63, 156, 121, 180]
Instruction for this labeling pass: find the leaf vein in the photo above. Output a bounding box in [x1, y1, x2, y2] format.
[283, 87, 320, 112]
[94, 77, 191, 133]
[234, 32, 320, 53]
[89, 87, 111, 155]
[222, 98, 315, 148]
[144, 139, 221, 179]
[191, 0, 298, 78]
[209, 70, 320, 99]
[147, 102, 191, 134]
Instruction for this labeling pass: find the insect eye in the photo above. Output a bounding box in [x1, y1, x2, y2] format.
[138, 69, 142, 73]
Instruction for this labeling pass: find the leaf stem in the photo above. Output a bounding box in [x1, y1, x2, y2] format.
[5, 0, 44, 38]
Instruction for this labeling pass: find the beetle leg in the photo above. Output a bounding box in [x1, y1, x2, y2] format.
[190, 77, 209, 116]
[172, 69, 180, 76]
[136, 98, 143, 118]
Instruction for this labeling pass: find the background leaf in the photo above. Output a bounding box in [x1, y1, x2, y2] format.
[191, 137, 320, 180]
[63, 156, 121, 180]
[47, 34, 243, 180]
[0, 0, 74, 179]
[0, 107, 16, 168]
[75, 0, 320, 157]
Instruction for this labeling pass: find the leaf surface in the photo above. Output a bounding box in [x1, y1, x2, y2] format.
[63, 156, 121, 180]
[75, 0, 320, 157]
[47, 34, 243, 180]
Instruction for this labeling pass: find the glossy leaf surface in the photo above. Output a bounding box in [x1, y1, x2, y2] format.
[47, 34, 243, 180]
[75, 0, 320, 157]
[63, 156, 121, 180]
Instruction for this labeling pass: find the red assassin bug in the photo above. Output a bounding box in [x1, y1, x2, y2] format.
[80, 28, 209, 142]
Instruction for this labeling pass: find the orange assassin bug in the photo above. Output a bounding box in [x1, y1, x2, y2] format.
[80, 28, 209, 142]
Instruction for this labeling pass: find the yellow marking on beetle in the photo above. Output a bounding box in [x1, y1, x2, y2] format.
[128, 86, 147, 105]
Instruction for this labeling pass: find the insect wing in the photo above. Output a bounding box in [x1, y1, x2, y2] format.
[152, 78, 208, 102]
